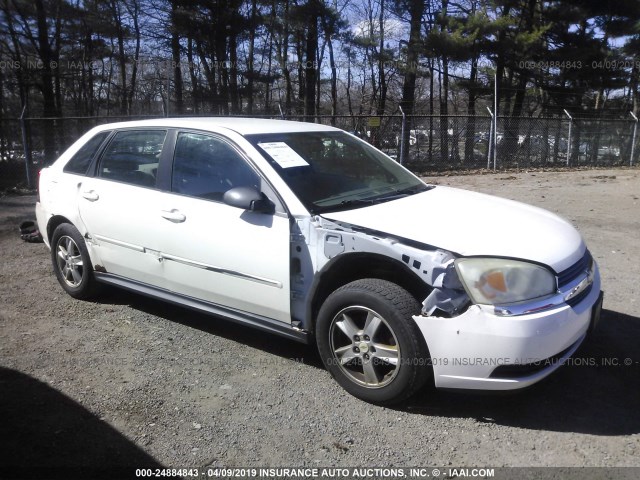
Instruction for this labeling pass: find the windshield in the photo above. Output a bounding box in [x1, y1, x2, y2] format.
[246, 131, 431, 213]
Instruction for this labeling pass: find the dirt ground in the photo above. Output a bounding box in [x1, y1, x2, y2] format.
[1, 168, 639, 477]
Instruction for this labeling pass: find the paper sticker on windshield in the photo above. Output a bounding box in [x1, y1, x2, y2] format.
[258, 142, 309, 168]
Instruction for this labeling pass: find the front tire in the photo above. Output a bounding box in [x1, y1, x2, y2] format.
[51, 223, 99, 299]
[316, 279, 431, 405]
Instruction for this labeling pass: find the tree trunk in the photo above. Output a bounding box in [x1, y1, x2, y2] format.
[316, 36, 324, 117]
[278, 0, 293, 115]
[321, 13, 338, 125]
[304, 3, 318, 121]
[377, 0, 386, 116]
[215, 20, 229, 115]
[494, 3, 512, 163]
[52, 1, 62, 116]
[399, 0, 425, 164]
[34, 0, 57, 163]
[127, 0, 140, 115]
[297, 36, 305, 115]
[196, 43, 216, 111]
[346, 48, 355, 128]
[229, 33, 240, 114]
[247, 0, 257, 114]
[464, 54, 478, 165]
[439, 0, 450, 164]
[3, 1, 28, 118]
[171, 1, 184, 114]
[187, 38, 199, 114]
[110, 1, 128, 115]
[265, 28, 274, 113]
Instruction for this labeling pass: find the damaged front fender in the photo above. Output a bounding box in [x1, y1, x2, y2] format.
[315, 217, 471, 318]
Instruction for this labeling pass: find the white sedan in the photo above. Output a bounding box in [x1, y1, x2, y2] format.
[36, 118, 603, 404]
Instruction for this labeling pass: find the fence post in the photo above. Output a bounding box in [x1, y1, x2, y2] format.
[630, 112, 638, 167]
[19, 105, 32, 189]
[398, 106, 406, 165]
[486, 107, 494, 170]
[564, 109, 572, 166]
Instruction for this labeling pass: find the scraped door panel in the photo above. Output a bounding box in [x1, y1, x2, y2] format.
[78, 178, 168, 287]
[77, 129, 168, 287]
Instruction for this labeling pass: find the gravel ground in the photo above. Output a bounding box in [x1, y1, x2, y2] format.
[1, 168, 639, 476]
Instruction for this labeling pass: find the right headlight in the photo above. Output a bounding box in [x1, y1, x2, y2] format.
[454, 257, 557, 306]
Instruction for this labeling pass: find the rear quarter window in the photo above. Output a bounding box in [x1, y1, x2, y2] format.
[63, 131, 112, 175]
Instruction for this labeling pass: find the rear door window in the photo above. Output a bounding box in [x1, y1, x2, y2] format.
[98, 130, 167, 188]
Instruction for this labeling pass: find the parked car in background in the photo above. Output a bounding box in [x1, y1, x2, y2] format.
[36, 118, 603, 404]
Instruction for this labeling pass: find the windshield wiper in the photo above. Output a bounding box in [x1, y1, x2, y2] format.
[394, 184, 434, 195]
[340, 198, 377, 207]
[332, 198, 378, 210]
[311, 198, 376, 214]
[368, 184, 434, 202]
[312, 184, 434, 214]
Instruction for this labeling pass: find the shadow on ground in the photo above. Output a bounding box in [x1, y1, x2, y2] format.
[404, 309, 640, 436]
[101, 287, 325, 369]
[96, 287, 640, 436]
[0, 367, 170, 480]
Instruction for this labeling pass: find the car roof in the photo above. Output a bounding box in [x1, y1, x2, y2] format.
[92, 117, 341, 136]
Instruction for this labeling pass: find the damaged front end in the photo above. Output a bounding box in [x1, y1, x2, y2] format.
[293, 216, 472, 330]
[419, 257, 469, 317]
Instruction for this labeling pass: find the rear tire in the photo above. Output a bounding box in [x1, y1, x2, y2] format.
[316, 279, 431, 405]
[51, 223, 99, 299]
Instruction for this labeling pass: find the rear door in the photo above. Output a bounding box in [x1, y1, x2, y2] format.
[78, 129, 169, 287]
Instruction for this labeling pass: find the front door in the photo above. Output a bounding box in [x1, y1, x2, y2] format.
[158, 131, 292, 323]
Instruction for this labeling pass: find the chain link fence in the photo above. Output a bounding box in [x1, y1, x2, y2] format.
[310, 114, 639, 171]
[493, 116, 639, 169]
[1, 114, 638, 191]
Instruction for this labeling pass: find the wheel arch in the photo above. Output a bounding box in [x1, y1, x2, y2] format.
[46, 215, 75, 244]
[305, 252, 430, 332]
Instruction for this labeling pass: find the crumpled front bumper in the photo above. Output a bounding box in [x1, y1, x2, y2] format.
[413, 264, 602, 390]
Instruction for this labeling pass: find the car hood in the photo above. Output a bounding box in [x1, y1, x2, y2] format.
[323, 186, 585, 273]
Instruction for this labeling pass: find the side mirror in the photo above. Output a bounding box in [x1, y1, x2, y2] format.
[223, 186, 274, 214]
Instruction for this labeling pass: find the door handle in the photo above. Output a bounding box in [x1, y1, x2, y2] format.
[82, 190, 99, 202]
[160, 209, 186, 223]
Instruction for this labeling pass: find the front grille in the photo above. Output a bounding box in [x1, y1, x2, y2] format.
[557, 250, 593, 288]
